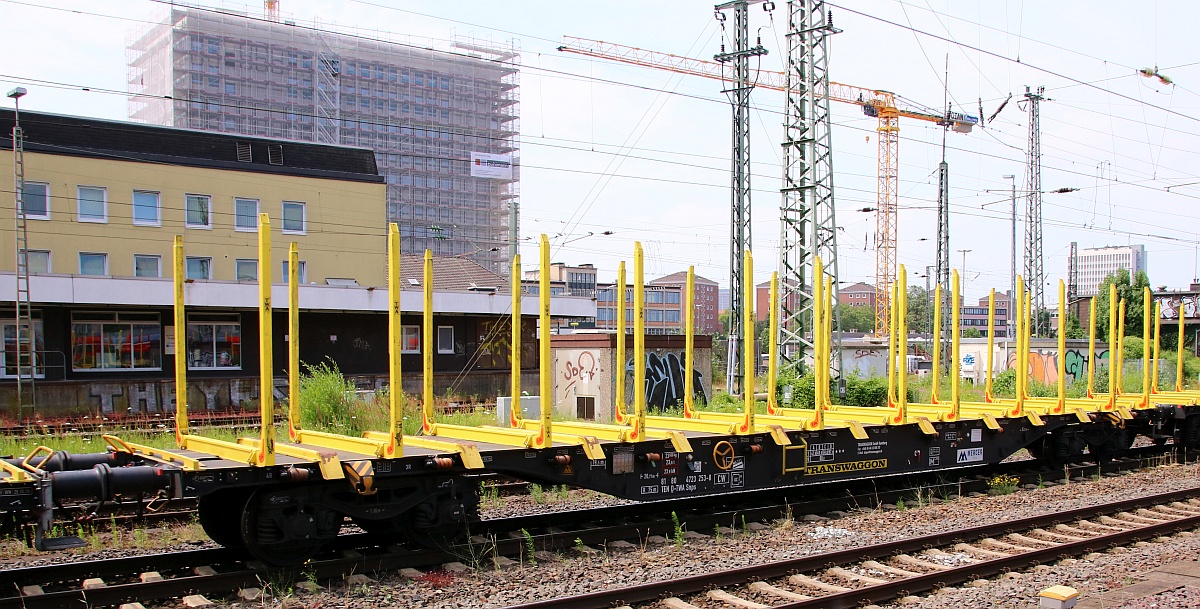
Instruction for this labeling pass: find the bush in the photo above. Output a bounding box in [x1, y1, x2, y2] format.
[773, 368, 902, 408]
[298, 360, 383, 436]
[1123, 336, 1144, 361]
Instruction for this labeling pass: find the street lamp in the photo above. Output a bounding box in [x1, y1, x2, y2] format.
[957, 248, 972, 302]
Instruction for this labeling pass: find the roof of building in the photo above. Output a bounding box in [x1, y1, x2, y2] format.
[650, 271, 719, 286]
[398, 254, 508, 291]
[0, 109, 383, 183]
[841, 282, 876, 293]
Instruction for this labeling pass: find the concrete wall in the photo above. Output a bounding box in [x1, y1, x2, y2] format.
[550, 334, 713, 422]
[958, 338, 1110, 385]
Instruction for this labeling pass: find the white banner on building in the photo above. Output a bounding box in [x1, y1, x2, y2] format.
[470, 152, 513, 179]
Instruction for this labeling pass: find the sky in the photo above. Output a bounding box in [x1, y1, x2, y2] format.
[2, 0, 1199, 305]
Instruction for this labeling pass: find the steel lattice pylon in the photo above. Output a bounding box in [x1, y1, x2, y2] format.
[935, 159, 950, 354]
[874, 114, 898, 336]
[779, 0, 842, 378]
[715, 0, 768, 395]
[1023, 86, 1046, 335]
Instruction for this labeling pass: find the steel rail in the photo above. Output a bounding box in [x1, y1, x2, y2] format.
[0, 453, 1176, 609]
[503, 486, 1200, 609]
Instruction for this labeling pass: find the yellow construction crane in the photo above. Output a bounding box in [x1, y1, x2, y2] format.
[558, 36, 978, 335]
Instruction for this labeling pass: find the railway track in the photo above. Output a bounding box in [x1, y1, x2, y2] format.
[0, 453, 1175, 608]
[506, 488, 1200, 609]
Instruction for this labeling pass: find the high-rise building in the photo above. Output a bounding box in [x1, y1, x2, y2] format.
[1075, 245, 1147, 297]
[126, 8, 519, 273]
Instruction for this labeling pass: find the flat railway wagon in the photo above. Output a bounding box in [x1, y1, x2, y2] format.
[1, 221, 1197, 566]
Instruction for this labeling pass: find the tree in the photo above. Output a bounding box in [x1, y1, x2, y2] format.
[962, 328, 983, 338]
[836, 304, 875, 333]
[1062, 313, 1084, 339]
[905, 286, 933, 335]
[1093, 269, 1151, 341]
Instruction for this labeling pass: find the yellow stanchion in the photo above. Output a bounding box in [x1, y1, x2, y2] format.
[254, 213, 275, 467]
[615, 262, 628, 425]
[510, 253, 522, 427]
[984, 289, 996, 402]
[632, 242, 646, 441]
[1087, 297, 1098, 398]
[1054, 280, 1067, 415]
[173, 236, 188, 446]
[684, 266, 697, 418]
[287, 242, 300, 443]
[740, 249, 754, 434]
[1152, 303, 1161, 394]
[385, 224, 402, 456]
[536, 234, 553, 448]
[766, 272, 779, 416]
[931, 284, 943, 404]
[422, 250, 436, 433]
[949, 270, 961, 420]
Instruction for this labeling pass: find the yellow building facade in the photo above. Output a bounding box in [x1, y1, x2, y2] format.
[0, 120, 386, 286]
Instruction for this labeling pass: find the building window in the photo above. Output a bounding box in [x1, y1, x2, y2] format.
[186, 194, 212, 228]
[282, 201, 306, 233]
[134, 254, 161, 278]
[132, 190, 161, 226]
[401, 325, 420, 353]
[79, 253, 107, 276]
[235, 259, 257, 281]
[21, 250, 49, 274]
[647, 309, 664, 322]
[71, 311, 161, 371]
[665, 291, 681, 304]
[437, 326, 454, 354]
[225, 82, 236, 95]
[281, 260, 307, 283]
[234, 198, 259, 231]
[21, 182, 49, 219]
[77, 186, 107, 222]
[187, 313, 240, 370]
[186, 257, 212, 280]
[2, 318, 45, 378]
[665, 310, 681, 323]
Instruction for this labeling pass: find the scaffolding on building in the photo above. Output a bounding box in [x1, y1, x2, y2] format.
[126, 7, 520, 274]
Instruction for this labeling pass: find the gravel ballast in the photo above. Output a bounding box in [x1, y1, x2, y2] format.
[267, 460, 1200, 609]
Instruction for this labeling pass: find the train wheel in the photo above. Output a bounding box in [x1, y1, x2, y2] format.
[240, 488, 338, 567]
[198, 488, 252, 550]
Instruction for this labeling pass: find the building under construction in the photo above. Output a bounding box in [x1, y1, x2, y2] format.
[126, 7, 519, 273]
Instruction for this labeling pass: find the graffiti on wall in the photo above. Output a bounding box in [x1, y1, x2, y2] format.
[1156, 294, 1199, 320]
[1005, 348, 1110, 384]
[82, 378, 265, 414]
[635, 352, 708, 410]
[560, 351, 599, 397]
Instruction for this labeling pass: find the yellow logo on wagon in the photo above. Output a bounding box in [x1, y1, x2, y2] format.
[803, 459, 887, 476]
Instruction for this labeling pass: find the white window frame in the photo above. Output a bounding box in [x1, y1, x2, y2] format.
[133, 254, 161, 278]
[77, 186, 108, 223]
[185, 194, 213, 229]
[281, 260, 307, 284]
[281, 201, 307, 234]
[185, 256, 212, 280]
[436, 326, 454, 354]
[21, 181, 50, 220]
[400, 325, 420, 354]
[234, 198, 260, 232]
[79, 252, 108, 276]
[235, 259, 258, 282]
[132, 190, 162, 226]
[23, 250, 50, 274]
[1, 318, 46, 379]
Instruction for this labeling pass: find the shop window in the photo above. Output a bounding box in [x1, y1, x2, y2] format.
[187, 314, 241, 370]
[71, 312, 161, 371]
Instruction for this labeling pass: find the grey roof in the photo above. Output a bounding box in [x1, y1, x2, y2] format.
[398, 254, 508, 291]
[0, 109, 383, 183]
